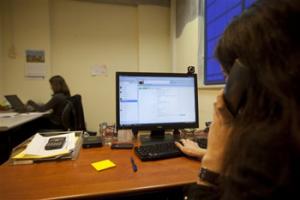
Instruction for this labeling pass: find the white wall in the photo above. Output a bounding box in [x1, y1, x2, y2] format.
[174, 18, 198, 73]
[171, 0, 219, 128]
[50, 0, 139, 130]
[170, 0, 176, 71]
[138, 5, 171, 72]
[2, 0, 171, 131]
[2, 0, 51, 103]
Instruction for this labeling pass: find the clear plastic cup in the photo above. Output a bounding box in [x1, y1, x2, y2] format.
[99, 123, 116, 146]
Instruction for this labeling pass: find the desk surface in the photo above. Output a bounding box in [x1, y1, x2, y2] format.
[0, 112, 48, 131]
[0, 145, 200, 199]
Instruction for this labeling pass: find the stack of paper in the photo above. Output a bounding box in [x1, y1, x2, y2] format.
[12, 132, 81, 164]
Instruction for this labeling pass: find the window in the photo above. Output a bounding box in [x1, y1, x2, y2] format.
[204, 0, 256, 85]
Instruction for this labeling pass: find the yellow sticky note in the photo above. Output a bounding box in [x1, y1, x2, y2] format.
[91, 159, 116, 171]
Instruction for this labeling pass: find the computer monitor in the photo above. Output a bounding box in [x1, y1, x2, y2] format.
[116, 72, 199, 142]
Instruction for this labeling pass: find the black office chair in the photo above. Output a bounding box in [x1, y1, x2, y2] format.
[61, 94, 86, 131]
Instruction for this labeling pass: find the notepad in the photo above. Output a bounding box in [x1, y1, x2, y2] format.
[91, 159, 116, 171]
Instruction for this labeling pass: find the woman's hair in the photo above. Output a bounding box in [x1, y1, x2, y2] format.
[49, 75, 71, 97]
[215, 0, 300, 199]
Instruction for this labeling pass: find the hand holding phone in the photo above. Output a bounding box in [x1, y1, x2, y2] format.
[111, 143, 134, 149]
[224, 60, 251, 116]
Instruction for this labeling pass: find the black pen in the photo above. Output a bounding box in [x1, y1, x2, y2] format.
[130, 157, 138, 172]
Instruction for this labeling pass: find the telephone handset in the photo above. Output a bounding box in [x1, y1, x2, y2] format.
[224, 60, 251, 117]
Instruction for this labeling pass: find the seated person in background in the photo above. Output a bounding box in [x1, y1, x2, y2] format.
[27, 75, 71, 129]
[178, 0, 300, 199]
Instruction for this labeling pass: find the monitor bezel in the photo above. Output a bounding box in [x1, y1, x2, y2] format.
[116, 71, 199, 131]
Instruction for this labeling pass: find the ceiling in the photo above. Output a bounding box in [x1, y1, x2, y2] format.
[74, 0, 170, 7]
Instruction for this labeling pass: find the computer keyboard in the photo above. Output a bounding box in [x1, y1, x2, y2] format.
[135, 142, 184, 161]
[135, 138, 208, 161]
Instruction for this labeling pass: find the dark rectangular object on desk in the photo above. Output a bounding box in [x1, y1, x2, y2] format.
[45, 137, 66, 150]
[82, 136, 102, 148]
[111, 143, 133, 149]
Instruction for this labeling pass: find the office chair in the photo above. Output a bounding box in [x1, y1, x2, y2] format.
[61, 94, 86, 131]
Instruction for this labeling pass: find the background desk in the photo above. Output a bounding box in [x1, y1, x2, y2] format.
[0, 146, 200, 199]
[0, 112, 49, 164]
[0, 112, 47, 131]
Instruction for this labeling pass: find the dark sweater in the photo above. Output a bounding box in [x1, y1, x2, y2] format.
[29, 93, 69, 125]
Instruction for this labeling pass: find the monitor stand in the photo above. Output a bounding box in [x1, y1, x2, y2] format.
[139, 129, 180, 145]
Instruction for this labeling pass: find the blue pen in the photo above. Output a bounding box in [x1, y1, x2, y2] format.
[130, 157, 138, 172]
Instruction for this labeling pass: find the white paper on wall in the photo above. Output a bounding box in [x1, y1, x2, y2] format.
[90, 64, 107, 76]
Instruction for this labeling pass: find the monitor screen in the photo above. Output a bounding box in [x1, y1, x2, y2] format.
[116, 72, 199, 134]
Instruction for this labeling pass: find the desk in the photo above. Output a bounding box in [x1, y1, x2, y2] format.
[0, 112, 49, 164]
[0, 112, 48, 131]
[0, 146, 200, 199]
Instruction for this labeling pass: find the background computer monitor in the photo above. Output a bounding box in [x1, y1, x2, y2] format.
[116, 72, 199, 141]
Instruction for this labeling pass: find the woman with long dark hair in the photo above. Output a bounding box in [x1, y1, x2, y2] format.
[27, 75, 70, 129]
[177, 0, 300, 199]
